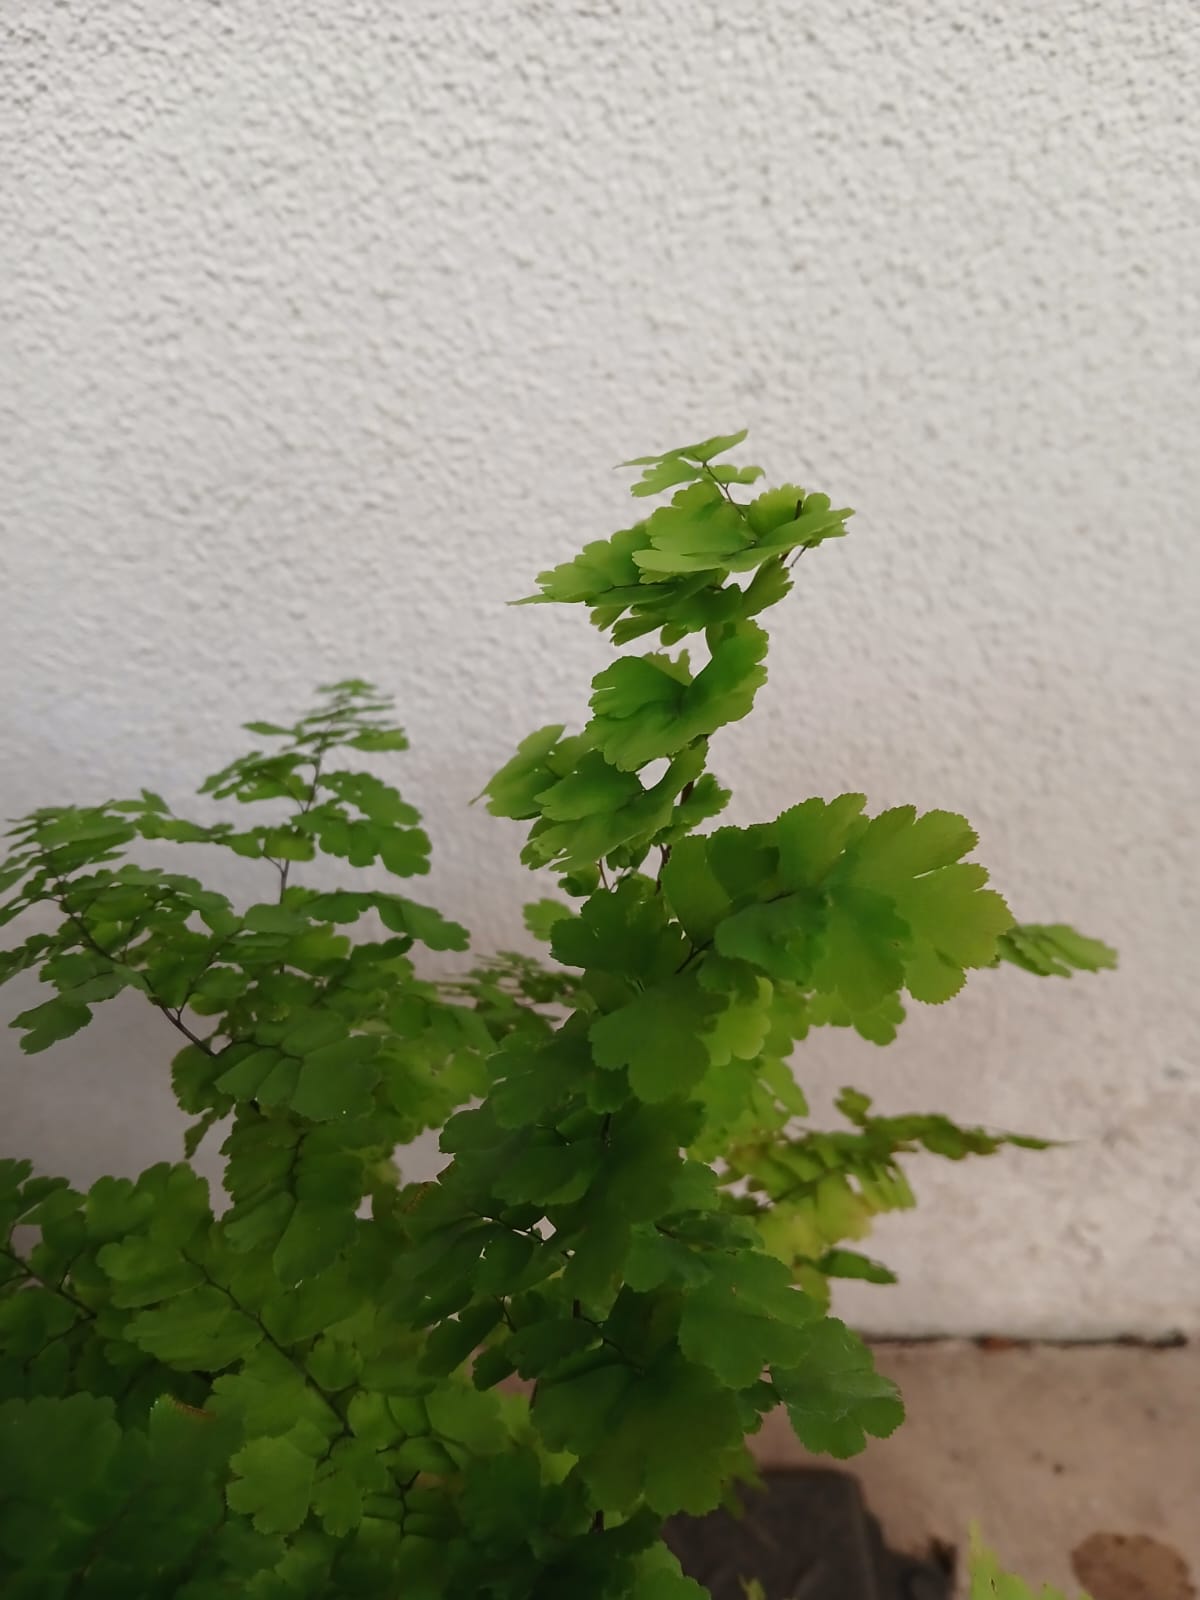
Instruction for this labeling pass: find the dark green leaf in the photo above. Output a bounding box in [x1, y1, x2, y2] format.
[13, 996, 91, 1054]
[227, 1434, 317, 1533]
[773, 1319, 904, 1457]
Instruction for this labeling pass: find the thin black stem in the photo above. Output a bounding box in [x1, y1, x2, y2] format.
[167, 1506, 230, 1593]
[0, 1245, 95, 1317]
[700, 463, 742, 511]
[175, 931, 237, 1018]
[45, 866, 218, 1056]
[20, 1317, 84, 1373]
[279, 740, 332, 898]
[571, 1310, 642, 1371]
[66, 1486, 141, 1597]
[656, 778, 696, 890]
[675, 941, 706, 975]
[184, 1250, 350, 1434]
[702, 463, 810, 573]
[155, 1002, 218, 1055]
[675, 882, 802, 975]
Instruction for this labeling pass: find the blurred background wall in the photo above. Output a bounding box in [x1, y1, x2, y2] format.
[1, 0, 1196, 1334]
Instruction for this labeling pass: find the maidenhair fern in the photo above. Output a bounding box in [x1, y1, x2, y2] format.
[0, 432, 1112, 1597]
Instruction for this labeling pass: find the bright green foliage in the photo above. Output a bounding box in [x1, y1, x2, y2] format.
[1, 440, 1113, 1596]
[724, 1088, 1052, 1302]
[587, 624, 768, 771]
[771, 1318, 905, 1456]
[969, 1529, 1090, 1598]
[996, 923, 1117, 978]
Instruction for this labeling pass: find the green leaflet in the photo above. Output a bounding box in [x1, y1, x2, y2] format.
[587, 622, 768, 772]
[589, 975, 723, 1101]
[968, 1529, 1088, 1599]
[11, 996, 93, 1054]
[700, 968, 775, 1068]
[523, 897, 572, 942]
[677, 1251, 821, 1388]
[482, 723, 573, 818]
[628, 456, 705, 498]
[126, 1286, 263, 1369]
[311, 1437, 391, 1536]
[520, 526, 651, 608]
[551, 875, 687, 978]
[290, 1036, 383, 1121]
[534, 1352, 746, 1515]
[816, 1248, 899, 1285]
[631, 481, 750, 575]
[227, 1432, 320, 1534]
[663, 797, 1016, 1024]
[771, 1319, 904, 1457]
[524, 744, 709, 872]
[622, 428, 751, 468]
[996, 922, 1118, 978]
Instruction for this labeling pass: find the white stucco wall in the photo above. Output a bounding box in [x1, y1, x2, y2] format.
[1, 1, 1196, 1336]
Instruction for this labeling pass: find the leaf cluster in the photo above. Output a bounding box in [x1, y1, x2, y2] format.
[0, 445, 1113, 1596]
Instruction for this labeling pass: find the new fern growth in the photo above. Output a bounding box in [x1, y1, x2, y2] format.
[0, 432, 1113, 1598]
[969, 1530, 1090, 1599]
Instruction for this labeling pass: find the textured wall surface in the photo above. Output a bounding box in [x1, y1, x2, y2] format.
[1, 1, 1196, 1335]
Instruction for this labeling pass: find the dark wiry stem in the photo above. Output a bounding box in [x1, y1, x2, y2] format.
[278, 738, 333, 898]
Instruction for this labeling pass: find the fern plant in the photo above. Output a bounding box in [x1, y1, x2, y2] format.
[0, 432, 1112, 1597]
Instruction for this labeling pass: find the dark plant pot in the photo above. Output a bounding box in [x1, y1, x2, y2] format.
[664, 1469, 953, 1600]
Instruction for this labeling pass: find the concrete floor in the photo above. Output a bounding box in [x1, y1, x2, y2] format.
[753, 1340, 1199, 1599]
